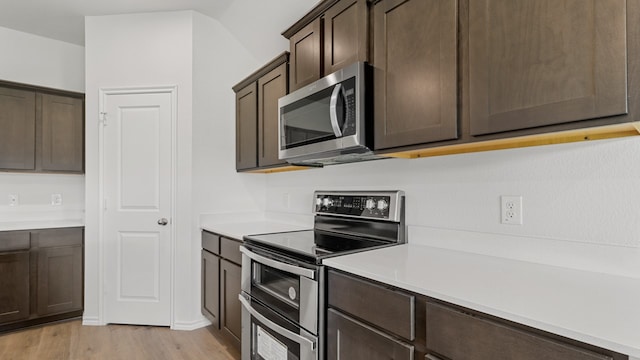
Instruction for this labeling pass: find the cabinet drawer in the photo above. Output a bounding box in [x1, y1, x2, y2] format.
[327, 308, 414, 360]
[0, 231, 30, 252]
[426, 302, 612, 360]
[202, 231, 220, 255]
[35, 228, 83, 248]
[220, 237, 242, 265]
[328, 270, 415, 341]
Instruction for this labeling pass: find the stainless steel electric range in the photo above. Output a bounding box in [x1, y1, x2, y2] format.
[239, 190, 406, 360]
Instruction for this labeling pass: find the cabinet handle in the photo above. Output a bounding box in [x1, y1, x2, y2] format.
[240, 246, 316, 280]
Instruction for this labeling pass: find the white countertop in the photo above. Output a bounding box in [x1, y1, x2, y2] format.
[324, 244, 640, 358]
[0, 219, 85, 232]
[201, 220, 310, 240]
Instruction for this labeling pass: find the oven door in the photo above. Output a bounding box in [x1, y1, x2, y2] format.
[240, 246, 318, 334]
[239, 294, 317, 360]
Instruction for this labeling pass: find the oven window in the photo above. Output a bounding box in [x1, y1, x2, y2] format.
[253, 263, 301, 311]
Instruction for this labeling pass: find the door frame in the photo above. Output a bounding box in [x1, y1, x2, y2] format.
[97, 85, 178, 327]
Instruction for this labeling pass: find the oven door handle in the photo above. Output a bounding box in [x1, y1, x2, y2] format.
[239, 294, 317, 351]
[240, 246, 316, 280]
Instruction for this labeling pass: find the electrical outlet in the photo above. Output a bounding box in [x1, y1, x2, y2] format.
[501, 196, 523, 225]
[282, 193, 290, 209]
[51, 193, 63, 206]
[8, 194, 19, 206]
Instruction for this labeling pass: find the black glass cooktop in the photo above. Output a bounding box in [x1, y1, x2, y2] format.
[244, 229, 392, 263]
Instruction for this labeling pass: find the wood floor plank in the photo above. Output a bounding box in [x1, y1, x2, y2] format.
[0, 320, 239, 360]
[33, 320, 73, 359]
[0, 325, 43, 360]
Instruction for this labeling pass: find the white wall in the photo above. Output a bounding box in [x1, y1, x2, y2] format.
[0, 173, 84, 221]
[0, 25, 85, 223]
[0, 26, 84, 92]
[216, 0, 319, 64]
[190, 11, 267, 325]
[264, 137, 640, 275]
[84, 11, 195, 327]
[84, 10, 281, 329]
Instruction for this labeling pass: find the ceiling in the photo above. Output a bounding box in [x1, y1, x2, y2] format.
[0, 0, 317, 46]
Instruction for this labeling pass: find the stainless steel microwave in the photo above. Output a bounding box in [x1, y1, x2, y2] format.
[278, 62, 381, 165]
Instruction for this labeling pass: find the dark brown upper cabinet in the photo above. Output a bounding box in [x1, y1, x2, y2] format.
[0, 81, 84, 174]
[258, 63, 288, 168]
[289, 19, 322, 91]
[372, 0, 458, 151]
[233, 52, 290, 172]
[324, 0, 369, 76]
[0, 87, 36, 170]
[468, 0, 628, 136]
[284, 0, 369, 92]
[235, 83, 258, 171]
[40, 94, 84, 172]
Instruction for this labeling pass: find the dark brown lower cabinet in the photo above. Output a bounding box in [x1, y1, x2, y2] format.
[327, 308, 414, 360]
[0, 227, 84, 332]
[0, 251, 30, 324]
[36, 245, 83, 316]
[426, 302, 613, 360]
[201, 231, 242, 356]
[327, 269, 628, 360]
[220, 259, 242, 344]
[201, 249, 220, 327]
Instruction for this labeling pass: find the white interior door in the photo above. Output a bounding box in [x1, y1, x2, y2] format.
[102, 89, 174, 326]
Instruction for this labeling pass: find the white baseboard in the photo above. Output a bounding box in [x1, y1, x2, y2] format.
[82, 316, 103, 326]
[172, 317, 211, 331]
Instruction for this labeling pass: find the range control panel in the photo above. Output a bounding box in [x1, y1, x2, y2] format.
[313, 191, 404, 221]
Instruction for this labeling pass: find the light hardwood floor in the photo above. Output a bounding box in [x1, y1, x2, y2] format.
[0, 320, 239, 360]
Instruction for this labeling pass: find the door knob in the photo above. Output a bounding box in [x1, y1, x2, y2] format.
[157, 218, 169, 226]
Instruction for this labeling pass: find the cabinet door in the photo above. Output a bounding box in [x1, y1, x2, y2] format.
[220, 259, 242, 347]
[324, 0, 368, 75]
[290, 18, 322, 91]
[373, 0, 458, 150]
[0, 87, 36, 170]
[327, 308, 414, 360]
[236, 83, 258, 170]
[258, 63, 288, 167]
[0, 251, 30, 324]
[469, 0, 627, 135]
[40, 93, 84, 172]
[201, 250, 220, 327]
[36, 245, 83, 316]
[426, 302, 612, 360]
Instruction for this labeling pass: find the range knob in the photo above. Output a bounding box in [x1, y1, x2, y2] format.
[365, 198, 376, 210]
[377, 199, 389, 211]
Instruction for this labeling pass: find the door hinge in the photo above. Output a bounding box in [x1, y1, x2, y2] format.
[99, 112, 108, 126]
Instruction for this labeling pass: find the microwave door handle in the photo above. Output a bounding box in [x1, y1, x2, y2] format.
[329, 83, 344, 138]
[240, 246, 316, 280]
[239, 294, 317, 351]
